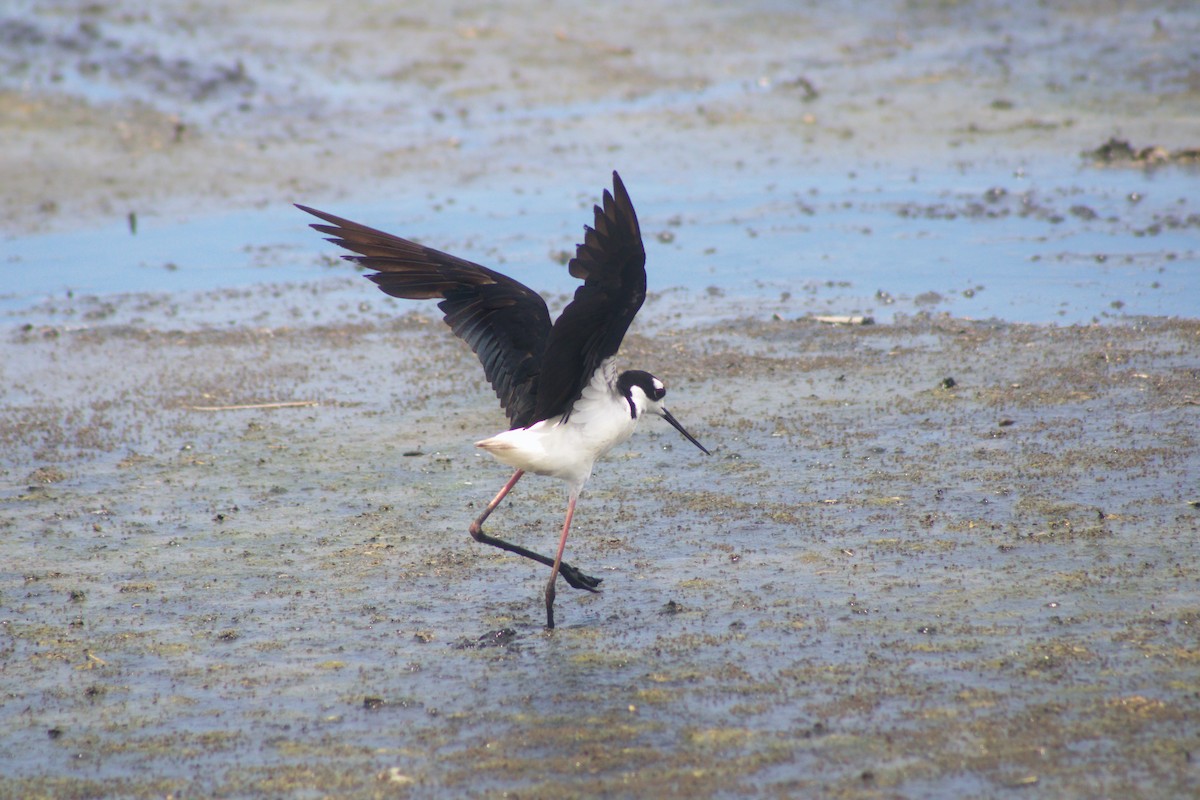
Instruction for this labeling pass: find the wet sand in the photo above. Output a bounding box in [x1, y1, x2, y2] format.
[3, 1, 1200, 797]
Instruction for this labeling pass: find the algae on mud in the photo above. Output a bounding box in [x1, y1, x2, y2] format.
[3, 0, 1200, 796]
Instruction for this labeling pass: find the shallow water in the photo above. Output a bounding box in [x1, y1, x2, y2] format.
[5, 0, 1200, 326]
[2, 0, 1200, 797]
[5, 160, 1199, 325]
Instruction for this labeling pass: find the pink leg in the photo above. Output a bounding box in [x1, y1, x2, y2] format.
[468, 472, 601, 593]
[544, 492, 578, 629]
[469, 469, 524, 538]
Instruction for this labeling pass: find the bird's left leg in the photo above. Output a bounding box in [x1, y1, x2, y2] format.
[469, 470, 601, 592]
[544, 490, 578, 629]
[470, 469, 523, 534]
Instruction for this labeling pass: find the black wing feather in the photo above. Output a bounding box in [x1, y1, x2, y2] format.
[296, 171, 646, 429]
[532, 171, 647, 422]
[296, 204, 552, 428]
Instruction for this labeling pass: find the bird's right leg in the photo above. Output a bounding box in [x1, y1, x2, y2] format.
[469, 469, 602, 592]
[544, 490, 579, 629]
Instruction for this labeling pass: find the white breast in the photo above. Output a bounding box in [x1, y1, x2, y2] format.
[475, 359, 638, 490]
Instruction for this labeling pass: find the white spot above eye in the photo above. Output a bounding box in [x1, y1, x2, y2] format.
[652, 378, 664, 392]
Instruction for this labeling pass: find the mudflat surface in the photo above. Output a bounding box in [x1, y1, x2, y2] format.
[3, 0, 1198, 235]
[2, 1, 1200, 798]
[4, 293, 1199, 797]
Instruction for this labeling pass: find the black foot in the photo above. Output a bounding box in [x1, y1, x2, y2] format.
[559, 562, 602, 592]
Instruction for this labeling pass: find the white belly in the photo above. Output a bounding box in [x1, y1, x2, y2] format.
[475, 360, 638, 489]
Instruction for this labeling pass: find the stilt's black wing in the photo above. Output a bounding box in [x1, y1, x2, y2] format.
[531, 171, 647, 423]
[297, 205, 552, 428]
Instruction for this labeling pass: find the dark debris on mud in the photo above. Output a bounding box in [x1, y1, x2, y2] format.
[1084, 137, 1200, 168]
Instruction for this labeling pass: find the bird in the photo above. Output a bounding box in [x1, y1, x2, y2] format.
[297, 171, 709, 628]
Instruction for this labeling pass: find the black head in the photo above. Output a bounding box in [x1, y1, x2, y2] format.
[617, 370, 666, 405]
[617, 370, 709, 455]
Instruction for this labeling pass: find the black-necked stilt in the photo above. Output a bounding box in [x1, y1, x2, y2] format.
[297, 172, 709, 628]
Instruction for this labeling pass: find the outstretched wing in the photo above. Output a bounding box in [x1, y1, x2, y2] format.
[297, 204, 552, 428]
[531, 171, 647, 423]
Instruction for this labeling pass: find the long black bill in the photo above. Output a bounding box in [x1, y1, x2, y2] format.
[659, 408, 711, 455]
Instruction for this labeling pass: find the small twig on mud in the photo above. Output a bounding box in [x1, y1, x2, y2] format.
[189, 400, 320, 411]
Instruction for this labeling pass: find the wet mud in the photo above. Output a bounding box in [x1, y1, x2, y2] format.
[3, 289, 1199, 797]
[3, 0, 1200, 797]
[4, 0, 1200, 237]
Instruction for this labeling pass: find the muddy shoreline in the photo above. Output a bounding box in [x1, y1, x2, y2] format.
[4, 1, 1199, 237]
[3, 0, 1200, 796]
